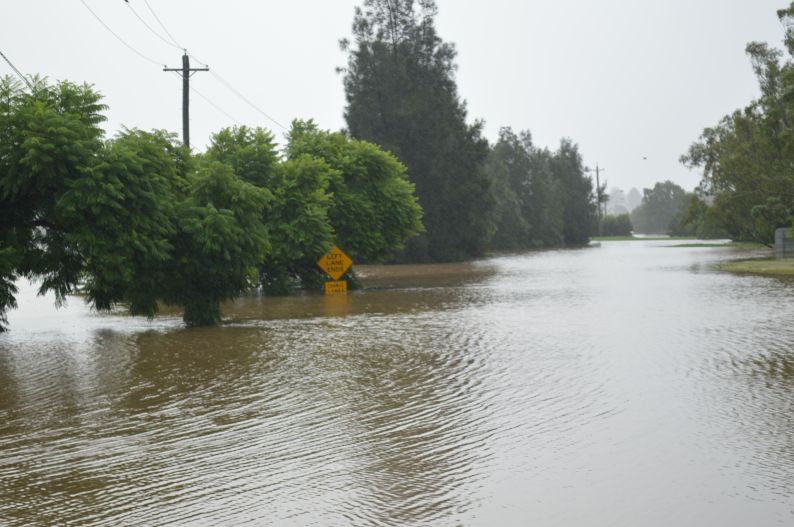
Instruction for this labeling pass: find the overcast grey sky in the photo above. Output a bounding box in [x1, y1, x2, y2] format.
[0, 0, 788, 192]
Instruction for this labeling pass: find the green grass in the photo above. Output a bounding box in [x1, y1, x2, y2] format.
[668, 241, 767, 249]
[591, 236, 698, 242]
[669, 243, 729, 248]
[720, 258, 794, 276]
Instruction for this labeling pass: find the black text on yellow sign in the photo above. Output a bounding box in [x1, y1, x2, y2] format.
[317, 245, 353, 281]
[324, 280, 348, 295]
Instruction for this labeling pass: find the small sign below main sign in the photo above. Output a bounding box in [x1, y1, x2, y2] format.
[324, 280, 348, 295]
[317, 245, 353, 281]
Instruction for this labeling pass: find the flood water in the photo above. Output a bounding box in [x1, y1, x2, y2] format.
[1, 240, 793, 526]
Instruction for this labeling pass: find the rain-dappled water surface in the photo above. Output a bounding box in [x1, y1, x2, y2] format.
[2, 241, 794, 526]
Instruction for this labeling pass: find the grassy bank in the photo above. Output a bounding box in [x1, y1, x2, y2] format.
[590, 235, 698, 242]
[719, 258, 794, 276]
[590, 236, 695, 242]
[668, 241, 765, 249]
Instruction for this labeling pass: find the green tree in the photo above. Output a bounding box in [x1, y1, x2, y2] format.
[164, 160, 270, 325]
[600, 214, 633, 236]
[482, 128, 530, 250]
[630, 181, 689, 235]
[1, 77, 106, 331]
[204, 125, 335, 294]
[341, 0, 491, 262]
[286, 120, 423, 263]
[551, 139, 597, 245]
[204, 121, 422, 294]
[484, 128, 598, 249]
[669, 193, 728, 238]
[0, 77, 271, 329]
[682, 3, 794, 243]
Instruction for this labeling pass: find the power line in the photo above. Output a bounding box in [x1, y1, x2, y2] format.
[125, 0, 182, 51]
[169, 70, 239, 125]
[191, 86, 240, 125]
[0, 49, 33, 90]
[78, 0, 165, 66]
[210, 69, 287, 130]
[189, 55, 286, 131]
[82, 0, 285, 132]
[142, 0, 184, 49]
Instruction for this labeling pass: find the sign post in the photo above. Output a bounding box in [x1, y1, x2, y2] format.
[317, 245, 353, 294]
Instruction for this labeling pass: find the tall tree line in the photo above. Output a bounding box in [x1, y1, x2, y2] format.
[486, 128, 596, 250]
[341, 0, 598, 261]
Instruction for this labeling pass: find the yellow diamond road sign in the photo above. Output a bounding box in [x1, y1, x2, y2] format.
[317, 245, 353, 281]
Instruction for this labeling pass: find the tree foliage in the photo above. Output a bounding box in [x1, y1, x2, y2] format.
[286, 120, 423, 263]
[630, 181, 689, 235]
[1, 78, 422, 330]
[0, 77, 276, 329]
[341, 0, 491, 262]
[682, 2, 794, 243]
[600, 214, 633, 237]
[485, 127, 597, 249]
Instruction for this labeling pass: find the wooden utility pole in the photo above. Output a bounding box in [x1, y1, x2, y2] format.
[586, 164, 606, 219]
[594, 163, 605, 220]
[164, 52, 208, 148]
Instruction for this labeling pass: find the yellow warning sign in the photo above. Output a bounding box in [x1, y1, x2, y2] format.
[317, 245, 353, 281]
[324, 280, 348, 295]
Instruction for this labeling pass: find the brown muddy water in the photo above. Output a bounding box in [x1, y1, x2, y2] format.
[1, 240, 793, 526]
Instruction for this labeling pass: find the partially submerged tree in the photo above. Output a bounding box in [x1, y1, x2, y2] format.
[204, 121, 423, 295]
[286, 120, 423, 263]
[0, 77, 273, 329]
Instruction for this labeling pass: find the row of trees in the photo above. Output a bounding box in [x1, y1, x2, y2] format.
[486, 129, 597, 250]
[0, 77, 422, 331]
[341, 0, 599, 261]
[2, 0, 602, 330]
[680, 2, 794, 244]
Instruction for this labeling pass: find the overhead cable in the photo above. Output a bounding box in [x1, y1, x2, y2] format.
[78, 0, 165, 66]
[125, 0, 182, 51]
[142, 0, 184, 49]
[188, 55, 286, 130]
[168, 70, 240, 125]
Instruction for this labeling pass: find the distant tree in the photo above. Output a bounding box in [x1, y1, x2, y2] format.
[524, 146, 565, 247]
[341, 0, 492, 262]
[551, 139, 597, 244]
[484, 128, 599, 249]
[670, 193, 729, 239]
[600, 214, 633, 236]
[485, 128, 532, 250]
[630, 181, 689, 234]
